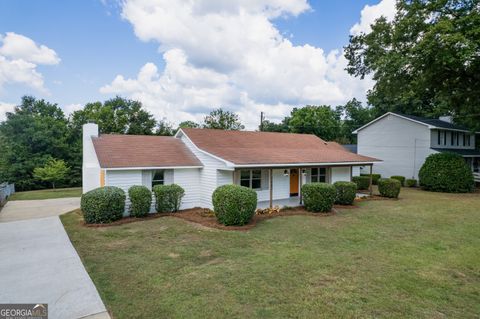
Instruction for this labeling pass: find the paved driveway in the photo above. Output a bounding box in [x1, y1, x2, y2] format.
[0, 199, 109, 319]
[0, 197, 81, 223]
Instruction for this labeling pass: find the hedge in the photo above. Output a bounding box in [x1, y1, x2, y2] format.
[128, 185, 152, 217]
[212, 184, 257, 226]
[419, 152, 474, 193]
[301, 183, 336, 212]
[81, 186, 126, 224]
[153, 184, 185, 212]
[333, 181, 357, 205]
[406, 179, 417, 187]
[378, 178, 401, 198]
[352, 176, 370, 190]
[390, 175, 406, 186]
[361, 173, 381, 185]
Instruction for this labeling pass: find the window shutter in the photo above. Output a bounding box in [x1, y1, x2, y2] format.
[233, 170, 241, 185]
[261, 169, 269, 190]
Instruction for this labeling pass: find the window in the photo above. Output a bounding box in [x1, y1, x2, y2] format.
[240, 169, 262, 189]
[456, 132, 459, 145]
[152, 170, 164, 187]
[451, 132, 454, 145]
[466, 134, 471, 146]
[444, 131, 447, 145]
[438, 130, 442, 145]
[311, 167, 326, 183]
[463, 133, 466, 146]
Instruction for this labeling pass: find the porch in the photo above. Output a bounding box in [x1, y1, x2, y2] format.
[257, 196, 301, 209]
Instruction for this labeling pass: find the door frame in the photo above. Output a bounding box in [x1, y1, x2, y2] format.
[289, 169, 299, 196]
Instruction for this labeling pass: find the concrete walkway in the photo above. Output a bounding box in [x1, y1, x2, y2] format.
[0, 199, 110, 319]
[0, 197, 80, 223]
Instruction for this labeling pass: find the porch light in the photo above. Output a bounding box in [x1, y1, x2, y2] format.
[302, 169, 306, 176]
[283, 169, 289, 176]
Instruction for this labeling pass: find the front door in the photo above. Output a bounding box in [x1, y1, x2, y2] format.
[290, 169, 299, 196]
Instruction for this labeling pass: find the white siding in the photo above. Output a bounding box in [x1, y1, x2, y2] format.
[330, 167, 351, 183]
[217, 170, 233, 187]
[357, 114, 435, 179]
[173, 168, 201, 209]
[352, 166, 361, 177]
[105, 170, 142, 216]
[179, 134, 230, 208]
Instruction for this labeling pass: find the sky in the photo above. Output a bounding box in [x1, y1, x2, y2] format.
[0, 0, 396, 128]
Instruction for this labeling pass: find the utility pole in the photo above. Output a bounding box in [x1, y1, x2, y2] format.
[260, 112, 264, 131]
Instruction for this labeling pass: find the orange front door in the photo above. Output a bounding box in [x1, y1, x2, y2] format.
[290, 169, 299, 196]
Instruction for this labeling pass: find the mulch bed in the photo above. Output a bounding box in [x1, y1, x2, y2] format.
[81, 206, 344, 231]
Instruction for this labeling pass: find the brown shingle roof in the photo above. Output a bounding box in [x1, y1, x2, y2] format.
[92, 134, 202, 168]
[181, 128, 379, 165]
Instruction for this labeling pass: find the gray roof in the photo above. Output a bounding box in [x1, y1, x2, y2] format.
[432, 148, 480, 157]
[392, 113, 471, 131]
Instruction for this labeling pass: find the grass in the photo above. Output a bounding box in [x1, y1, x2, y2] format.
[9, 187, 82, 200]
[61, 188, 480, 319]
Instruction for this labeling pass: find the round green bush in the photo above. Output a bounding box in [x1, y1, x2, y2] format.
[81, 186, 126, 224]
[334, 181, 357, 205]
[361, 173, 381, 185]
[390, 175, 406, 186]
[153, 184, 185, 212]
[128, 185, 152, 217]
[212, 184, 257, 226]
[352, 176, 370, 190]
[406, 179, 417, 187]
[301, 183, 337, 212]
[378, 178, 401, 198]
[419, 153, 474, 193]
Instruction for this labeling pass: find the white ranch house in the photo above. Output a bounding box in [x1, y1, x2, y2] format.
[354, 112, 480, 181]
[83, 124, 379, 212]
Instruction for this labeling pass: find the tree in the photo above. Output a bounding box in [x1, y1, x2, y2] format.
[0, 96, 72, 190]
[345, 0, 480, 130]
[203, 108, 244, 130]
[259, 118, 290, 132]
[34, 158, 70, 189]
[336, 98, 376, 143]
[288, 105, 342, 141]
[69, 96, 156, 135]
[155, 119, 175, 136]
[178, 120, 200, 129]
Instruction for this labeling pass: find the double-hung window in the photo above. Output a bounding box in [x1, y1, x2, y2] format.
[311, 168, 326, 183]
[240, 170, 262, 189]
[152, 170, 164, 187]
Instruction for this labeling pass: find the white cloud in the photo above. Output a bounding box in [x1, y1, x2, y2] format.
[0, 32, 60, 94]
[350, 0, 396, 35]
[101, 0, 376, 129]
[62, 103, 83, 116]
[0, 101, 15, 122]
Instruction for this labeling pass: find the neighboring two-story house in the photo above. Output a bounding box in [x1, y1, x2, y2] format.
[353, 112, 479, 180]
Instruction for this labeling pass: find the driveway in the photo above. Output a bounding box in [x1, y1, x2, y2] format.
[0, 197, 81, 223]
[0, 199, 110, 319]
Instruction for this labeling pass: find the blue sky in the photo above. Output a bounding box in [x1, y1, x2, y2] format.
[0, 0, 392, 127]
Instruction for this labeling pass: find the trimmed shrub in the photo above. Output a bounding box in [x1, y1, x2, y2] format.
[419, 152, 474, 193]
[352, 176, 370, 190]
[81, 186, 126, 224]
[361, 173, 381, 185]
[153, 184, 185, 212]
[390, 175, 406, 186]
[333, 181, 357, 205]
[406, 179, 417, 187]
[128, 185, 152, 217]
[378, 178, 401, 198]
[301, 183, 337, 212]
[212, 184, 257, 226]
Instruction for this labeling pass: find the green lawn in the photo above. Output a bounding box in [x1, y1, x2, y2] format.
[61, 188, 480, 319]
[9, 187, 82, 200]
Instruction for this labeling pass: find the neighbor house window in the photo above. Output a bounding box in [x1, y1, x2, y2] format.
[311, 168, 326, 183]
[240, 169, 262, 189]
[152, 170, 164, 187]
[463, 133, 466, 146]
[444, 131, 447, 145]
[466, 134, 471, 146]
[437, 130, 441, 145]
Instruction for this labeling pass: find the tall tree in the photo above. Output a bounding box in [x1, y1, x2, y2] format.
[203, 108, 244, 130]
[288, 105, 342, 141]
[345, 0, 480, 130]
[178, 120, 200, 129]
[70, 96, 156, 135]
[337, 98, 376, 143]
[0, 96, 72, 190]
[155, 119, 175, 136]
[259, 118, 290, 132]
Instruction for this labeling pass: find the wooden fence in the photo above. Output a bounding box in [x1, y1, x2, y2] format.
[0, 183, 15, 207]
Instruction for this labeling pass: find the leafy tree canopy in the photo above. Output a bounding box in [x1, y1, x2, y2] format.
[155, 119, 175, 136]
[178, 120, 200, 129]
[345, 0, 480, 130]
[289, 105, 342, 141]
[33, 158, 70, 189]
[203, 108, 244, 130]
